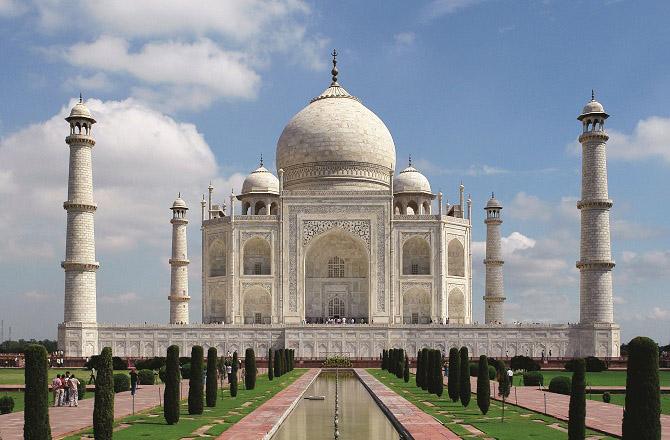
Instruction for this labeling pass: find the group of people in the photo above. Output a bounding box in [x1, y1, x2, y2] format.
[51, 372, 80, 407]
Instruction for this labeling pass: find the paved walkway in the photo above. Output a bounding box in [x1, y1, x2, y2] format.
[459, 377, 670, 438]
[0, 381, 188, 440]
[217, 369, 319, 440]
[356, 369, 459, 439]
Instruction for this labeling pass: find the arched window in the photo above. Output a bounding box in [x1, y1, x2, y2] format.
[407, 200, 418, 215]
[254, 201, 266, 215]
[422, 201, 431, 215]
[328, 297, 345, 318]
[243, 237, 271, 275]
[328, 256, 345, 278]
[242, 202, 251, 215]
[448, 288, 465, 324]
[447, 239, 465, 277]
[394, 202, 403, 215]
[270, 202, 278, 215]
[209, 240, 226, 277]
[402, 237, 431, 275]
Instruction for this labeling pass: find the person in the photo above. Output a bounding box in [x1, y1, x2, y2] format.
[88, 367, 96, 385]
[69, 374, 80, 407]
[226, 363, 232, 383]
[63, 372, 71, 406]
[130, 369, 138, 396]
[506, 368, 514, 387]
[52, 374, 62, 407]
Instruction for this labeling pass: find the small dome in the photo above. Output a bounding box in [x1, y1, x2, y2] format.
[486, 195, 502, 209]
[172, 196, 187, 209]
[66, 99, 95, 121]
[582, 99, 604, 115]
[241, 165, 279, 195]
[394, 164, 432, 194]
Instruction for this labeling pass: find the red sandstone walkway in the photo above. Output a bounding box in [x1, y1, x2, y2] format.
[454, 377, 670, 438]
[0, 381, 188, 440]
[217, 368, 319, 440]
[355, 369, 459, 440]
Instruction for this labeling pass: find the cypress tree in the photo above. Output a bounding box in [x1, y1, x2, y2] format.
[290, 349, 294, 371]
[93, 346, 113, 439]
[426, 350, 435, 394]
[230, 351, 239, 397]
[188, 345, 204, 415]
[622, 337, 661, 440]
[421, 348, 430, 391]
[388, 349, 394, 374]
[415, 350, 423, 388]
[245, 348, 256, 390]
[459, 346, 471, 407]
[382, 349, 387, 370]
[396, 349, 404, 379]
[268, 348, 274, 381]
[206, 347, 218, 407]
[448, 347, 460, 402]
[498, 360, 510, 399]
[24, 344, 51, 440]
[435, 352, 444, 397]
[568, 358, 586, 440]
[273, 348, 281, 378]
[403, 355, 410, 383]
[284, 349, 290, 374]
[477, 355, 490, 415]
[164, 345, 180, 424]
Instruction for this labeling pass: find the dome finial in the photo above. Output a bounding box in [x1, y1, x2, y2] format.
[408, 154, 412, 167]
[591, 89, 595, 101]
[260, 153, 264, 167]
[79, 92, 83, 103]
[331, 49, 339, 85]
[491, 191, 495, 198]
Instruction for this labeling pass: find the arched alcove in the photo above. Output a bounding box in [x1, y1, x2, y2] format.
[447, 239, 465, 277]
[254, 201, 267, 215]
[402, 288, 431, 324]
[402, 237, 431, 275]
[406, 200, 418, 215]
[243, 237, 271, 275]
[242, 288, 271, 324]
[209, 239, 226, 277]
[448, 287, 465, 324]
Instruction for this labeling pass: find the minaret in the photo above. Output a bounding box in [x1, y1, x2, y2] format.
[62, 97, 99, 323]
[169, 194, 190, 324]
[577, 92, 614, 324]
[483, 193, 505, 324]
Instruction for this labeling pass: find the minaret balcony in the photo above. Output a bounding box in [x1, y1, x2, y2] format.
[63, 201, 97, 212]
[576, 199, 613, 210]
[483, 258, 504, 265]
[65, 134, 95, 146]
[578, 131, 609, 143]
[169, 258, 190, 266]
[168, 295, 191, 302]
[576, 260, 615, 270]
[61, 261, 100, 271]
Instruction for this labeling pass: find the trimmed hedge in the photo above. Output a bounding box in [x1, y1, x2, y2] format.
[93, 347, 114, 440]
[164, 345, 181, 425]
[602, 391, 611, 403]
[523, 371, 544, 386]
[477, 355, 490, 415]
[448, 347, 460, 402]
[245, 348, 257, 390]
[403, 355, 410, 383]
[134, 357, 166, 371]
[421, 348, 430, 392]
[548, 376, 571, 395]
[459, 346, 471, 407]
[206, 347, 218, 407]
[137, 369, 155, 385]
[568, 358, 586, 440]
[415, 350, 423, 388]
[230, 352, 239, 397]
[622, 336, 661, 439]
[113, 373, 130, 393]
[0, 395, 14, 414]
[435, 351, 444, 397]
[188, 345, 204, 415]
[181, 363, 191, 380]
[511, 355, 541, 371]
[268, 348, 274, 381]
[24, 344, 51, 440]
[565, 356, 607, 373]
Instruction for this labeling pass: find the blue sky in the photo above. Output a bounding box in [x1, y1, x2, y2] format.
[0, 0, 668, 344]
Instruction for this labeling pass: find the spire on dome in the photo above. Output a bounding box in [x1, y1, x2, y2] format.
[591, 89, 595, 101]
[260, 153, 264, 167]
[79, 92, 83, 103]
[331, 49, 339, 85]
[408, 154, 412, 167]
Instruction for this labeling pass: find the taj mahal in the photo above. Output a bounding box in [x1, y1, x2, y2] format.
[58, 54, 620, 359]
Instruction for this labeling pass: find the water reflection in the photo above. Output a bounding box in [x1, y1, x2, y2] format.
[272, 371, 399, 440]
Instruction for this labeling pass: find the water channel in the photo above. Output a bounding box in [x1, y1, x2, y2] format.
[271, 371, 400, 440]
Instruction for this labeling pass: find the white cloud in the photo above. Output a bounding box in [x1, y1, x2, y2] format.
[421, 0, 485, 19]
[507, 192, 551, 221]
[0, 98, 241, 260]
[64, 72, 113, 93]
[617, 250, 670, 284]
[649, 307, 670, 320]
[394, 32, 416, 47]
[501, 231, 536, 255]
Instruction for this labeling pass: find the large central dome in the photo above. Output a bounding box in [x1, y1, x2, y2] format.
[276, 59, 396, 190]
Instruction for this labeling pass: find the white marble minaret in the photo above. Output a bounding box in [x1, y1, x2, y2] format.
[62, 97, 99, 324]
[169, 195, 190, 324]
[577, 92, 614, 324]
[483, 194, 505, 324]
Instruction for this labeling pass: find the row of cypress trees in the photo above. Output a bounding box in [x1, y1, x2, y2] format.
[415, 348, 444, 397]
[273, 348, 294, 378]
[381, 348, 406, 379]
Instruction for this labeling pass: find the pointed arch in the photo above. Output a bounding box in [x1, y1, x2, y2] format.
[208, 239, 226, 277]
[402, 287, 430, 324]
[402, 236, 431, 275]
[448, 287, 465, 324]
[243, 237, 271, 275]
[447, 239, 465, 277]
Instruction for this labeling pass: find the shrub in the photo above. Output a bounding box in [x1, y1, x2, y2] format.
[0, 395, 14, 414]
[158, 366, 167, 383]
[602, 391, 611, 403]
[396, 349, 405, 379]
[448, 347, 460, 402]
[77, 380, 86, 400]
[488, 365, 497, 380]
[245, 348, 257, 390]
[84, 355, 98, 370]
[498, 363, 510, 399]
[93, 347, 113, 440]
[548, 376, 571, 395]
[206, 347, 218, 407]
[421, 348, 430, 391]
[404, 355, 410, 383]
[322, 356, 352, 368]
[268, 349, 274, 381]
[415, 350, 423, 388]
[435, 351, 444, 397]
[459, 346, 471, 407]
[511, 355, 541, 371]
[164, 345, 180, 425]
[112, 356, 128, 371]
[273, 348, 281, 378]
[426, 350, 436, 394]
[523, 371, 544, 386]
[24, 344, 51, 440]
[188, 346, 204, 415]
[568, 358, 585, 440]
[477, 355, 490, 415]
[134, 357, 165, 371]
[382, 349, 388, 370]
[230, 352, 239, 397]
[622, 336, 661, 439]
[469, 362, 478, 377]
[585, 356, 607, 372]
[181, 363, 191, 379]
[137, 369, 155, 385]
[113, 373, 130, 393]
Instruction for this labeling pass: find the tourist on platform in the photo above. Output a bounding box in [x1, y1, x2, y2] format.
[52, 374, 62, 406]
[88, 367, 96, 384]
[226, 363, 232, 383]
[63, 372, 71, 405]
[69, 374, 80, 407]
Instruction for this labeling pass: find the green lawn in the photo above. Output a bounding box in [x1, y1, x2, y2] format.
[62, 369, 306, 440]
[0, 368, 111, 385]
[0, 389, 93, 413]
[369, 369, 617, 440]
[586, 393, 670, 415]
[514, 370, 670, 387]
